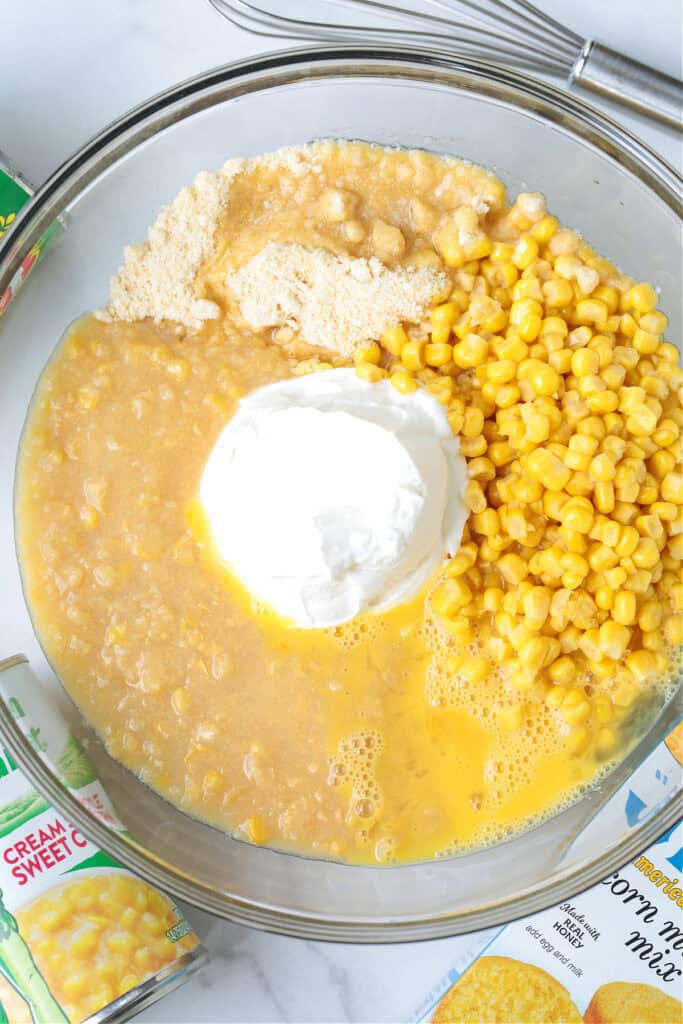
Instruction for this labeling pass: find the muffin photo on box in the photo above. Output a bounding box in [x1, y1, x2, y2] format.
[433, 956, 582, 1023]
[584, 981, 682, 1024]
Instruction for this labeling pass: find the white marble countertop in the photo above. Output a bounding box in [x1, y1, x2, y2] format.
[2, 2, 680, 1021]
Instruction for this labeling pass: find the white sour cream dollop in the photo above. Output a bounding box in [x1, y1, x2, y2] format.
[200, 368, 468, 628]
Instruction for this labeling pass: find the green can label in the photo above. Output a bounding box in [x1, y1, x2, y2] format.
[0, 155, 61, 318]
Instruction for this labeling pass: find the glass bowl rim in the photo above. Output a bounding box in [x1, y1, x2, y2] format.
[0, 45, 681, 942]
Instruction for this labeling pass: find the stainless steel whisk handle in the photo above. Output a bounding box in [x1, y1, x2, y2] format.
[571, 41, 682, 130]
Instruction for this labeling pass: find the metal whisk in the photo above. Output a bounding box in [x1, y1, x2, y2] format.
[209, 0, 682, 128]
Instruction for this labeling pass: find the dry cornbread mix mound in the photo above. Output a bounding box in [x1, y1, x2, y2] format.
[414, 724, 683, 1024]
[0, 656, 204, 1024]
[16, 140, 683, 866]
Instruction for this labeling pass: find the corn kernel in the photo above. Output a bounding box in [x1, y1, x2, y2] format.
[355, 362, 386, 384]
[171, 687, 191, 715]
[460, 434, 488, 458]
[391, 371, 419, 395]
[382, 324, 409, 356]
[424, 342, 453, 367]
[589, 453, 617, 482]
[460, 655, 490, 684]
[598, 620, 631, 659]
[401, 341, 426, 371]
[465, 480, 487, 513]
[430, 302, 459, 332]
[632, 537, 660, 569]
[491, 242, 514, 262]
[558, 497, 592, 534]
[632, 328, 660, 355]
[498, 553, 529, 585]
[523, 587, 551, 628]
[542, 277, 573, 308]
[531, 214, 558, 243]
[625, 283, 658, 314]
[527, 362, 561, 397]
[447, 543, 478, 576]
[545, 684, 569, 710]
[353, 341, 381, 366]
[561, 689, 591, 725]
[661, 472, 682, 504]
[595, 585, 614, 611]
[526, 448, 571, 490]
[638, 601, 663, 633]
[519, 636, 553, 675]
[612, 591, 637, 626]
[483, 587, 504, 612]
[496, 703, 525, 731]
[512, 236, 539, 270]
[453, 334, 489, 368]
[488, 441, 516, 466]
[570, 348, 599, 377]
[472, 508, 500, 537]
[592, 481, 614, 514]
[461, 406, 484, 438]
[663, 615, 683, 646]
[567, 725, 590, 755]
[625, 649, 656, 681]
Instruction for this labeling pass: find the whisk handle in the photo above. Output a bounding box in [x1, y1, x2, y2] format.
[571, 41, 681, 130]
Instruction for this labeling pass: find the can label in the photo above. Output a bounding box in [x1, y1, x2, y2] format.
[0, 154, 61, 318]
[0, 656, 205, 1024]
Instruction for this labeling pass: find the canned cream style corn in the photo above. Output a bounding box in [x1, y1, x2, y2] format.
[0, 655, 206, 1024]
[0, 152, 62, 318]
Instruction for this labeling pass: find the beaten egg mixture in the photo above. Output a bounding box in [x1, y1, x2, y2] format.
[16, 142, 682, 864]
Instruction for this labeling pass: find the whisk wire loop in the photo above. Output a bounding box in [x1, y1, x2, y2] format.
[209, 0, 683, 127]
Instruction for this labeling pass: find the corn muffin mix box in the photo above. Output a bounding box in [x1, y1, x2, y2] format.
[415, 723, 683, 1024]
[0, 655, 205, 1024]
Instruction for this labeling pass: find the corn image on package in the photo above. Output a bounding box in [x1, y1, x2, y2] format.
[0, 655, 205, 1024]
[415, 722, 683, 1024]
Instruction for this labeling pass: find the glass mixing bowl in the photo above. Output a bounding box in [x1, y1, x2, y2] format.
[0, 46, 681, 942]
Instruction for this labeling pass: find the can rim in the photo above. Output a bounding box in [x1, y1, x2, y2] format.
[82, 946, 208, 1024]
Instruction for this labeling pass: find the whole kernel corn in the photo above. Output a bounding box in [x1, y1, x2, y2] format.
[465, 480, 487, 514]
[526, 449, 571, 490]
[453, 334, 489, 367]
[498, 553, 529, 585]
[612, 591, 637, 625]
[424, 342, 453, 367]
[663, 615, 683, 645]
[460, 434, 488, 457]
[382, 324, 409, 356]
[626, 282, 658, 313]
[390, 371, 419, 395]
[399, 341, 425, 371]
[661, 471, 682, 503]
[571, 348, 600, 377]
[460, 655, 490, 684]
[560, 689, 591, 725]
[355, 362, 387, 383]
[205, 178, 683, 775]
[567, 726, 591, 756]
[353, 341, 381, 365]
[598, 620, 631, 660]
[462, 406, 485, 437]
